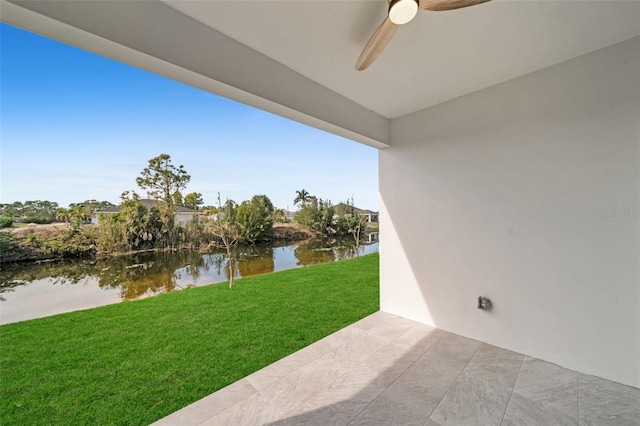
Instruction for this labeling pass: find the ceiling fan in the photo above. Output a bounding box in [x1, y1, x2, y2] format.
[356, 0, 491, 71]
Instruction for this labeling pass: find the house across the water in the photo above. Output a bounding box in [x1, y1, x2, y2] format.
[91, 199, 201, 225]
[334, 203, 379, 223]
[356, 208, 378, 223]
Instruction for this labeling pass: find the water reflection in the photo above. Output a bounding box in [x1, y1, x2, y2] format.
[235, 244, 276, 278]
[0, 237, 378, 324]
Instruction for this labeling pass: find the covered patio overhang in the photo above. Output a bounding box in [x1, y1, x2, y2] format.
[2, 0, 639, 397]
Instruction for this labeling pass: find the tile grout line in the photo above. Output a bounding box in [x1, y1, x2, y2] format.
[253, 319, 377, 412]
[423, 340, 483, 425]
[276, 346, 360, 418]
[498, 354, 525, 426]
[576, 371, 580, 425]
[209, 328, 362, 423]
[212, 314, 389, 422]
[346, 323, 437, 424]
[279, 319, 416, 421]
[195, 385, 261, 426]
[245, 329, 337, 394]
[346, 325, 447, 425]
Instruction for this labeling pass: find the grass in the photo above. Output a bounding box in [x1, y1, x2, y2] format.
[0, 254, 379, 425]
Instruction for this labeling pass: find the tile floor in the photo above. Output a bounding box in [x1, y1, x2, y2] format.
[153, 311, 640, 426]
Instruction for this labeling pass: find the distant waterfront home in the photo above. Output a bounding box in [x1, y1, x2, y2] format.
[334, 203, 379, 223]
[91, 199, 202, 225]
[357, 208, 378, 223]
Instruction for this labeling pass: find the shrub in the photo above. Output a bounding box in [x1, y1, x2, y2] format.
[0, 231, 19, 258]
[0, 217, 13, 228]
[295, 198, 335, 235]
[39, 228, 97, 258]
[24, 216, 53, 224]
[236, 195, 274, 244]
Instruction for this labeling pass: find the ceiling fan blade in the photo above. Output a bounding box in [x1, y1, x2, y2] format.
[356, 17, 398, 71]
[419, 0, 491, 11]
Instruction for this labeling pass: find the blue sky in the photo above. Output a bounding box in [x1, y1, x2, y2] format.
[0, 23, 379, 211]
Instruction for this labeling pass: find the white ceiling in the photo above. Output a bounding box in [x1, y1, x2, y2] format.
[2, 0, 639, 148]
[163, 0, 640, 119]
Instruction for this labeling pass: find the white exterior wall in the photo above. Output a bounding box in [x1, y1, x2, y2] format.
[175, 212, 198, 226]
[380, 38, 640, 387]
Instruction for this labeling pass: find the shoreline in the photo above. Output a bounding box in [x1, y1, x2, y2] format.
[0, 223, 316, 265]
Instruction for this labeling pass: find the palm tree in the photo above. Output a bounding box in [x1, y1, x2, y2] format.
[69, 204, 89, 229]
[56, 208, 70, 228]
[294, 189, 311, 207]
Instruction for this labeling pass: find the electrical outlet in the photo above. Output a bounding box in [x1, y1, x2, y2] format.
[477, 296, 492, 311]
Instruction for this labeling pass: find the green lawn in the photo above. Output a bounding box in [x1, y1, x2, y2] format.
[0, 254, 379, 425]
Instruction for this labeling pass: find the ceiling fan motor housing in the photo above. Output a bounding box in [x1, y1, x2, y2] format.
[389, 0, 419, 25]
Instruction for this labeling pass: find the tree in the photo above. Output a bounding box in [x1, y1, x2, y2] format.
[272, 208, 286, 223]
[78, 199, 114, 214]
[236, 195, 274, 244]
[207, 201, 240, 289]
[100, 191, 164, 251]
[336, 199, 368, 257]
[183, 192, 204, 210]
[0, 202, 22, 218]
[295, 197, 335, 234]
[69, 204, 89, 229]
[21, 200, 59, 223]
[293, 189, 311, 207]
[202, 206, 219, 216]
[136, 154, 191, 245]
[222, 199, 237, 221]
[136, 154, 191, 207]
[56, 208, 71, 228]
[172, 191, 184, 207]
[97, 200, 115, 210]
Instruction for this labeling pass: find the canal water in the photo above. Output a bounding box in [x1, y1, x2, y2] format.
[0, 236, 378, 325]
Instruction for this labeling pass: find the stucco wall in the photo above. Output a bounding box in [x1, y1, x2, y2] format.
[380, 37, 639, 387]
[175, 212, 199, 226]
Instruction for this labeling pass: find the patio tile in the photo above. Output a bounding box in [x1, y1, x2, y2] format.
[391, 322, 445, 352]
[200, 391, 281, 426]
[421, 331, 481, 371]
[288, 377, 383, 413]
[284, 324, 447, 423]
[502, 392, 577, 426]
[428, 372, 512, 425]
[258, 329, 387, 415]
[351, 311, 418, 344]
[275, 371, 386, 425]
[462, 343, 524, 389]
[305, 320, 385, 358]
[151, 378, 257, 425]
[246, 344, 325, 393]
[152, 312, 640, 426]
[349, 355, 460, 425]
[314, 356, 399, 402]
[349, 395, 429, 426]
[513, 356, 578, 421]
[578, 373, 640, 425]
[273, 398, 372, 425]
[258, 353, 350, 415]
[354, 339, 434, 387]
